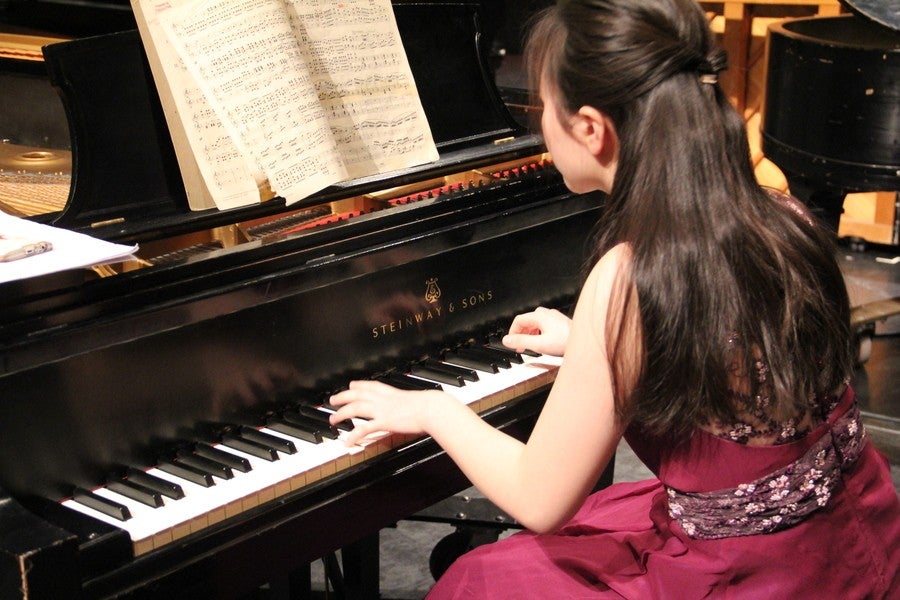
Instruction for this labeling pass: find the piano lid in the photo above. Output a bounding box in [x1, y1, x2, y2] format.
[0, 0, 136, 38]
[19, 1, 531, 239]
[841, 0, 900, 32]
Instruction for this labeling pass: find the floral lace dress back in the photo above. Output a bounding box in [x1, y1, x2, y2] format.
[428, 354, 899, 599]
[703, 342, 832, 446]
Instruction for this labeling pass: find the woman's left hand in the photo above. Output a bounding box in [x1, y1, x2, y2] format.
[328, 380, 448, 446]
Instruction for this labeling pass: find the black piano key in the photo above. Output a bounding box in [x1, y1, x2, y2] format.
[195, 442, 252, 473]
[126, 468, 185, 499]
[237, 425, 297, 455]
[443, 349, 500, 373]
[106, 479, 165, 508]
[157, 458, 216, 487]
[267, 417, 325, 444]
[221, 433, 279, 461]
[458, 346, 512, 368]
[376, 372, 442, 391]
[482, 342, 525, 363]
[410, 361, 469, 387]
[175, 450, 234, 480]
[73, 488, 132, 521]
[281, 411, 341, 439]
[292, 405, 349, 432]
[422, 358, 479, 381]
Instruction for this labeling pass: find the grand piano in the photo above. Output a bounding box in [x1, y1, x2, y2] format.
[762, 0, 899, 235]
[0, 1, 605, 598]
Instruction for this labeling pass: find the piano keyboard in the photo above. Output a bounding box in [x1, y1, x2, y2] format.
[60, 344, 563, 556]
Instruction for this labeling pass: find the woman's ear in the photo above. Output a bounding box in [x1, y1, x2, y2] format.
[572, 106, 617, 160]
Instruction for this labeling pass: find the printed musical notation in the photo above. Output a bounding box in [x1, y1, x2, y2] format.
[131, 0, 438, 210]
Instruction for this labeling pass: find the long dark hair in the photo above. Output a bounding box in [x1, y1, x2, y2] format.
[526, 0, 854, 438]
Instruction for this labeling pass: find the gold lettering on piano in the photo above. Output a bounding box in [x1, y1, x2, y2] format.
[372, 305, 443, 338]
[371, 279, 495, 339]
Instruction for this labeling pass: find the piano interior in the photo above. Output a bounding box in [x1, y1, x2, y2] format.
[0, 2, 606, 598]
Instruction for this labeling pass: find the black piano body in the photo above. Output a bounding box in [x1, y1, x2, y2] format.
[762, 5, 899, 237]
[0, 1, 606, 598]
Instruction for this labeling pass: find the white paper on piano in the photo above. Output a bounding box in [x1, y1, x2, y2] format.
[0, 211, 138, 284]
[133, 0, 439, 210]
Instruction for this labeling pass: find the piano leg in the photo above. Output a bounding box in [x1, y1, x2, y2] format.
[287, 535, 379, 600]
[340, 534, 381, 600]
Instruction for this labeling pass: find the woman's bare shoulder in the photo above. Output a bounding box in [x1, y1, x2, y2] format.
[589, 242, 633, 287]
[579, 242, 634, 324]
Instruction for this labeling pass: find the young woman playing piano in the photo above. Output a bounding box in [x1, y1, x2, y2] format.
[330, 0, 900, 596]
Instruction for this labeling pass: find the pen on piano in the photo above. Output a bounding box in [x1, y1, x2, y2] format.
[0, 235, 53, 262]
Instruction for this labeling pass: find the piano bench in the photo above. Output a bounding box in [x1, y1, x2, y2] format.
[404, 458, 616, 580]
[406, 493, 523, 580]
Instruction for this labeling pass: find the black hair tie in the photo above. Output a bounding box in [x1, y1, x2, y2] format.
[699, 48, 728, 74]
[698, 48, 728, 84]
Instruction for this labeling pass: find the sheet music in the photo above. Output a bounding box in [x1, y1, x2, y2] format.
[155, 0, 438, 205]
[131, 0, 264, 210]
[282, 0, 439, 178]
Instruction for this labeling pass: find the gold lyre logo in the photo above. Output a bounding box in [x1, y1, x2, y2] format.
[424, 278, 441, 303]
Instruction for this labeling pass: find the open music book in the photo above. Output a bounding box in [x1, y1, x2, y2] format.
[131, 0, 439, 211]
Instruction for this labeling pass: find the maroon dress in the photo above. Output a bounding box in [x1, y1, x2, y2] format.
[427, 387, 899, 598]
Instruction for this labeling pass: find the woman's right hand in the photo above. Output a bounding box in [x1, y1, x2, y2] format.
[501, 306, 571, 357]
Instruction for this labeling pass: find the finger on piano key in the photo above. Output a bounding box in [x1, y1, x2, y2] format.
[292, 404, 352, 432]
[285, 407, 344, 435]
[488, 335, 541, 357]
[249, 426, 362, 483]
